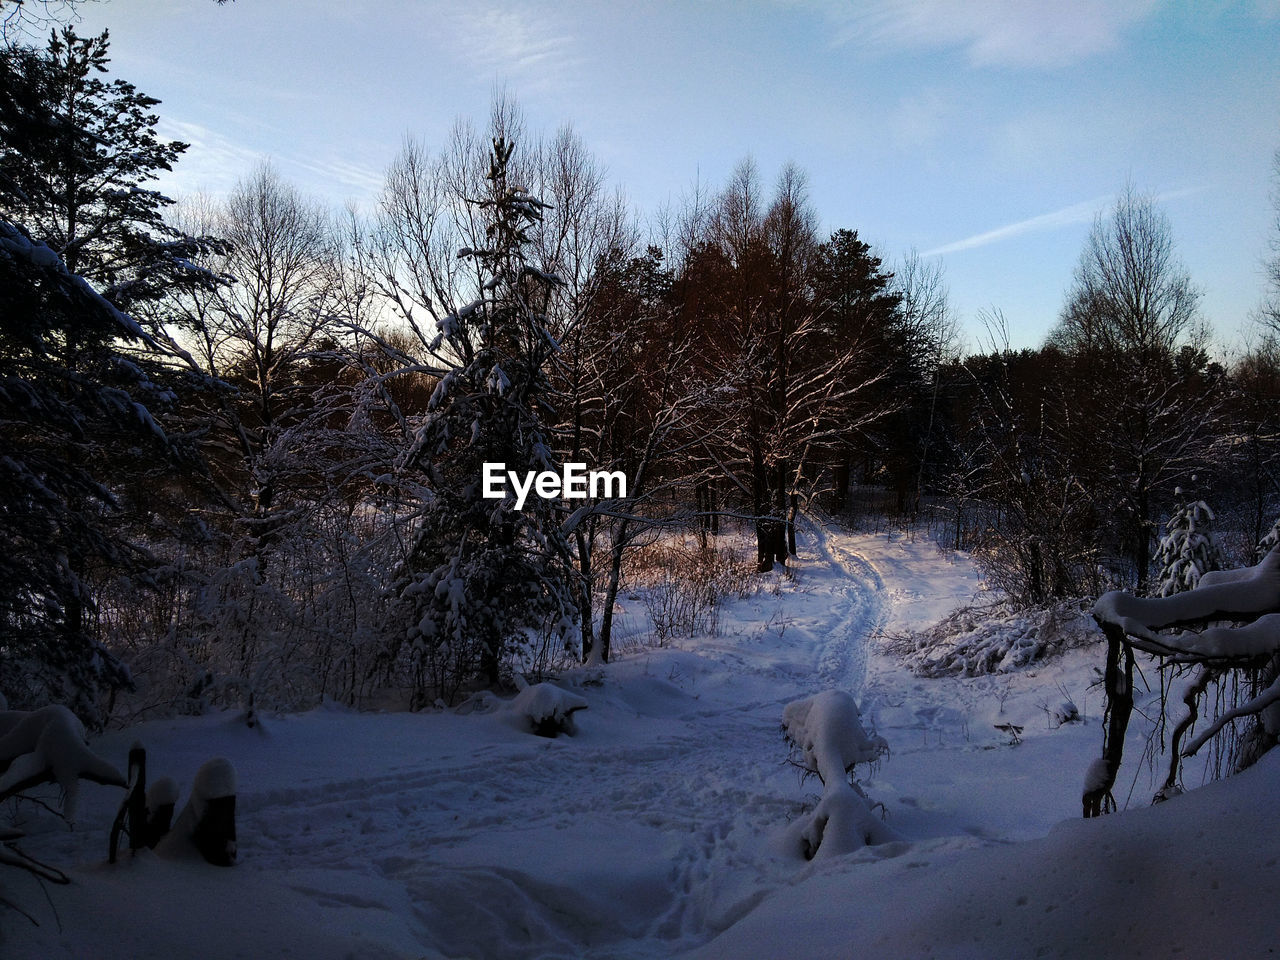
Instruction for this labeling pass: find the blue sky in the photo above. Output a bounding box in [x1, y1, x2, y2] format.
[69, 0, 1280, 350]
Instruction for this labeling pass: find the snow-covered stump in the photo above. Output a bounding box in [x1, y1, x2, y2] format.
[108, 745, 181, 862]
[781, 690, 899, 860]
[158, 758, 237, 866]
[508, 683, 588, 738]
[109, 743, 148, 863]
[1086, 545, 1280, 816]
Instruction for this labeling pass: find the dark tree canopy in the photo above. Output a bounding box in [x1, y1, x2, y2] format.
[0, 26, 205, 717]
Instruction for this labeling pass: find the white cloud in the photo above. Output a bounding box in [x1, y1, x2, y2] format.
[448, 5, 579, 91]
[922, 195, 1109, 257]
[923, 184, 1206, 257]
[157, 119, 263, 198]
[820, 0, 1160, 68]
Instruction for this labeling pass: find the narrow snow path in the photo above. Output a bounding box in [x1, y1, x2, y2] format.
[803, 516, 886, 695]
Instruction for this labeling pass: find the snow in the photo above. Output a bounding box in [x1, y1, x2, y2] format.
[696, 749, 1280, 960]
[0, 705, 126, 821]
[5, 522, 1277, 958]
[507, 682, 588, 736]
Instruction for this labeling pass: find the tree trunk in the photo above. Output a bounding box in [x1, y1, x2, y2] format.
[1083, 622, 1135, 817]
[593, 519, 631, 666]
[575, 526, 595, 662]
[831, 462, 849, 512]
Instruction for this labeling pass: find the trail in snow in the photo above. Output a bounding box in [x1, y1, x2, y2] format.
[7, 520, 1005, 960]
[249, 517, 894, 957]
[803, 516, 885, 694]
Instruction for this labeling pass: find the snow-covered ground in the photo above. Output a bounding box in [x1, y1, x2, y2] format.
[4, 521, 1277, 958]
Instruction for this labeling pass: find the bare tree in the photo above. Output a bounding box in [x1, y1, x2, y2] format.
[1055, 183, 1203, 357]
[894, 250, 958, 367]
[682, 161, 897, 569]
[1052, 185, 1216, 592]
[892, 250, 958, 515]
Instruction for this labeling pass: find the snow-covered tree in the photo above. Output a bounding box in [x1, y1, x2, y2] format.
[393, 137, 578, 703]
[0, 28, 220, 315]
[0, 32, 208, 716]
[1153, 488, 1225, 597]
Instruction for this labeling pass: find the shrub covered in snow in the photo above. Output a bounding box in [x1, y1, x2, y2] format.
[0, 705, 125, 821]
[1153, 490, 1224, 597]
[507, 682, 588, 738]
[781, 690, 899, 859]
[890, 598, 1098, 678]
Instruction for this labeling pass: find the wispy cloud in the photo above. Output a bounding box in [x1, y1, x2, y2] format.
[889, 89, 951, 150]
[813, 0, 1159, 68]
[285, 155, 385, 200]
[159, 119, 384, 204]
[923, 184, 1207, 257]
[923, 195, 1109, 257]
[448, 5, 579, 92]
[157, 118, 263, 197]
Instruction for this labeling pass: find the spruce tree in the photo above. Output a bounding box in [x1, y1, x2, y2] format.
[395, 138, 578, 704]
[1154, 486, 1225, 597]
[0, 29, 207, 716]
[0, 28, 219, 313]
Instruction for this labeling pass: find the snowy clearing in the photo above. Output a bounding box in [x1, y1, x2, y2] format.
[4, 521, 1276, 959]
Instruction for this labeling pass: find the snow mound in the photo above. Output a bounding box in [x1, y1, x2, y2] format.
[508, 682, 588, 737]
[696, 749, 1280, 959]
[158, 757, 237, 866]
[892, 598, 1097, 677]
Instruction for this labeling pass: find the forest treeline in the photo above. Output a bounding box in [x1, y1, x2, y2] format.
[3, 25, 1280, 723]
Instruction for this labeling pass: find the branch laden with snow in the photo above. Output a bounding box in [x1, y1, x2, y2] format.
[1085, 546, 1280, 815]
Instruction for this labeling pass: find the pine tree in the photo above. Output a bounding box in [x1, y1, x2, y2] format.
[1154, 486, 1225, 597]
[0, 28, 219, 314]
[395, 138, 578, 704]
[1258, 515, 1280, 561]
[0, 29, 205, 717]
